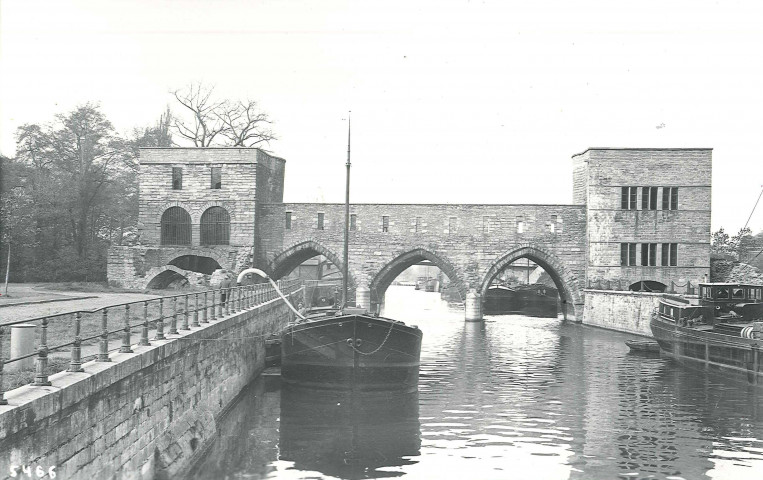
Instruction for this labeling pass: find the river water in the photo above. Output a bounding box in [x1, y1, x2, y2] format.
[191, 286, 763, 480]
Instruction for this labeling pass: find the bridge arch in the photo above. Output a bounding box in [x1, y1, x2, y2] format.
[369, 247, 467, 306]
[480, 246, 584, 321]
[164, 248, 230, 272]
[144, 265, 190, 289]
[269, 240, 355, 289]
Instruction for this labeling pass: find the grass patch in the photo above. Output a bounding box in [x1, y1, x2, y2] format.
[2, 357, 71, 391]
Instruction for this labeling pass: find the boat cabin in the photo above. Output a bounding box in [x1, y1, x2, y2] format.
[657, 297, 709, 326]
[699, 283, 763, 305]
[656, 283, 763, 326]
[698, 283, 763, 321]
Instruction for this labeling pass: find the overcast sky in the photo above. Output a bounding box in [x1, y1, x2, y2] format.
[2, 0, 762, 233]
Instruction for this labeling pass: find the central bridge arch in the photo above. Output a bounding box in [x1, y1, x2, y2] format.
[268, 240, 356, 290]
[479, 245, 584, 321]
[369, 247, 467, 307]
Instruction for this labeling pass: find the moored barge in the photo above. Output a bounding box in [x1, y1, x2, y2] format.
[650, 283, 763, 384]
[281, 313, 423, 392]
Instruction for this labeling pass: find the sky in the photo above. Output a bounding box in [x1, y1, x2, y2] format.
[1, 0, 763, 233]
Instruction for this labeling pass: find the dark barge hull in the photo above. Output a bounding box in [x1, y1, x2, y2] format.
[484, 287, 516, 315]
[650, 315, 763, 384]
[281, 314, 423, 393]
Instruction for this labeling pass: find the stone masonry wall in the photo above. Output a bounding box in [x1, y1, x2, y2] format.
[137, 148, 284, 249]
[107, 245, 251, 289]
[583, 289, 662, 337]
[0, 289, 303, 480]
[259, 202, 588, 317]
[581, 148, 712, 290]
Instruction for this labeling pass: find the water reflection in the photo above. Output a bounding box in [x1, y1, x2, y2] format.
[191, 287, 763, 480]
[279, 387, 420, 478]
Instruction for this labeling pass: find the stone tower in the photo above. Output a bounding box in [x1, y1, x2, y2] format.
[108, 147, 285, 289]
[573, 148, 712, 292]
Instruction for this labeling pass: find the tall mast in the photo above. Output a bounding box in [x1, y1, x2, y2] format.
[342, 112, 351, 308]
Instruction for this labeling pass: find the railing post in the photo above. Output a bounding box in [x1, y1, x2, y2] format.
[193, 293, 200, 327]
[181, 295, 190, 330]
[231, 287, 237, 314]
[140, 301, 150, 346]
[98, 309, 111, 362]
[69, 312, 84, 372]
[120, 304, 133, 353]
[219, 289, 225, 318]
[33, 317, 52, 385]
[169, 297, 179, 335]
[155, 298, 166, 340]
[202, 291, 209, 323]
[0, 327, 6, 405]
[226, 288, 231, 316]
[212, 290, 218, 320]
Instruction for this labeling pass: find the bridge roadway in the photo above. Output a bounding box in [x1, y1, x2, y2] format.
[257, 202, 587, 320]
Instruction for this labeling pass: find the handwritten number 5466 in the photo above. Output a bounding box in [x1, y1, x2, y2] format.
[9, 465, 56, 478]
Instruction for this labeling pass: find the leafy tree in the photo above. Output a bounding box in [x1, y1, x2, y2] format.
[731, 227, 753, 262]
[1, 104, 165, 281]
[711, 228, 732, 258]
[711, 226, 756, 262]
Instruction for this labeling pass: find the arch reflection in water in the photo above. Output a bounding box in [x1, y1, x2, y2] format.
[279, 386, 421, 478]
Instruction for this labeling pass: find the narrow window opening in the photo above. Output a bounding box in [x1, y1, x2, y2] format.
[549, 215, 557, 233]
[641, 243, 657, 266]
[382, 216, 389, 232]
[350, 214, 357, 231]
[211, 166, 222, 189]
[621, 243, 637, 266]
[317, 213, 324, 230]
[172, 167, 183, 190]
[448, 217, 457, 235]
[285, 211, 292, 230]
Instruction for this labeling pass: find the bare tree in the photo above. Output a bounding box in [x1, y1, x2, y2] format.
[172, 83, 227, 147]
[218, 99, 276, 147]
[171, 82, 276, 147]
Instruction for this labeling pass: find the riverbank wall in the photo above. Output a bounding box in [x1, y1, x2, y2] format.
[582, 289, 663, 337]
[0, 288, 302, 480]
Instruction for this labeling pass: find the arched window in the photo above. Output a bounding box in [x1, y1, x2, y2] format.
[200, 207, 230, 245]
[160, 207, 192, 245]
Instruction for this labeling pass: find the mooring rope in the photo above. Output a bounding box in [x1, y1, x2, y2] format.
[266, 278, 306, 320]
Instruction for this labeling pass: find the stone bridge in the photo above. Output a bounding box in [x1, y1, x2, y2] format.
[257, 203, 587, 319]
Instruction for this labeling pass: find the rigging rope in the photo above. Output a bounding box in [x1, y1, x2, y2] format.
[735, 185, 763, 275]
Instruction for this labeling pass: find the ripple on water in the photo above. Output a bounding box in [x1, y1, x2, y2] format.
[191, 287, 763, 480]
